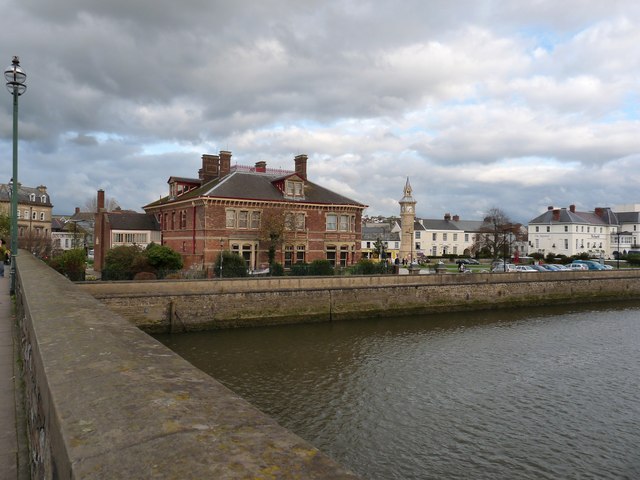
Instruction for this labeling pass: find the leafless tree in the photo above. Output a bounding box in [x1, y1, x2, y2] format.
[474, 208, 522, 259]
[83, 196, 120, 213]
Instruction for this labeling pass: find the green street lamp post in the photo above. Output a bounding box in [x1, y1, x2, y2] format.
[5, 56, 27, 295]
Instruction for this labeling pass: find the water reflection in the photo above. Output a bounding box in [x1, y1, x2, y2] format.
[156, 301, 640, 479]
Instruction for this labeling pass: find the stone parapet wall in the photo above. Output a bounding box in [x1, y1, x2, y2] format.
[78, 270, 640, 333]
[14, 252, 360, 479]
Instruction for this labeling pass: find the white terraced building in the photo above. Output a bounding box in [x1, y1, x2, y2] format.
[528, 204, 640, 259]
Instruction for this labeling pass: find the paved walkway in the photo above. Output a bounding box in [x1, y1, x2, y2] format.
[0, 274, 26, 480]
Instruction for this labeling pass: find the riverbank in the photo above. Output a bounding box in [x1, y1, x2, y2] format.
[78, 269, 640, 333]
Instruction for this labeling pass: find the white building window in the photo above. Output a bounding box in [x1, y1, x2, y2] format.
[326, 214, 337, 231]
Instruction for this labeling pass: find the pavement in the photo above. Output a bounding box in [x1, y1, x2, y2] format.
[0, 273, 28, 480]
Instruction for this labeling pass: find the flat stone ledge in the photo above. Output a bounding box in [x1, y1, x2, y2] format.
[16, 253, 360, 479]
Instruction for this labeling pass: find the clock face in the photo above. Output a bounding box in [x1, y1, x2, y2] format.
[406, 206, 413, 213]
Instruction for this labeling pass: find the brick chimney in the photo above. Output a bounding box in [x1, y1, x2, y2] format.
[97, 189, 105, 212]
[219, 151, 232, 177]
[255, 161, 267, 173]
[444, 213, 451, 221]
[570, 204, 576, 213]
[75, 207, 80, 215]
[594, 207, 604, 218]
[453, 215, 460, 221]
[199, 154, 220, 182]
[553, 208, 560, 221]
[294, 154, 308, 180]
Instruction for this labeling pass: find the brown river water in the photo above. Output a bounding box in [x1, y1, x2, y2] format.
[156, 300, 640, 479]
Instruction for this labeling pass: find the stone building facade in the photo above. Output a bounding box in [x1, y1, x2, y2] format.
[0, 182, 53, 253]
[143, 151, 367, 272]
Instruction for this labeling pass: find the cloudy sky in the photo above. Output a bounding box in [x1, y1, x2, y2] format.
[1, 0, 639, 223]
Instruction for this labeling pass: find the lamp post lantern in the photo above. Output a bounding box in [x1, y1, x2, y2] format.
[4, 56, 26, 295]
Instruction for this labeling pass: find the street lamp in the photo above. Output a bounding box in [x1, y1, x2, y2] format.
[219, 238, 224, 278]
[5, 56, 27, 295]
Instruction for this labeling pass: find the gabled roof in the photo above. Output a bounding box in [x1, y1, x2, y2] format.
[145, 170, 365, 208]
[106, 212, 160, 231]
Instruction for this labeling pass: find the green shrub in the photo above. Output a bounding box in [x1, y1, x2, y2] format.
[308, 259, 334, 276]
[626, 254, 640, 266]
[270, 262, 285, 276]
[145, 243, 183, 271]
[350, 259, 384, 275]
[48, 248, 87, 281]
[290, 262, 309, 276]
[215, 251, 248, 278]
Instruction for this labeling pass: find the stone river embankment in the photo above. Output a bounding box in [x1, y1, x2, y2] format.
[77, 269, 640, 333]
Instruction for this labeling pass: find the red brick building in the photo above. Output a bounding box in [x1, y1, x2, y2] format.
[94, 190, 161, 272]
[143, 151, 367, 272]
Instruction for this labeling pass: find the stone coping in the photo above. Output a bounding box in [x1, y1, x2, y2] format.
[16, 253, 360, 479]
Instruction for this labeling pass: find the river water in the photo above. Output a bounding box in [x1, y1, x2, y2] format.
[156, 301, 640, 479]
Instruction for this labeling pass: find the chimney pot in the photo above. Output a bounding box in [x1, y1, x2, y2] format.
[570, 204, 576, 213]
[548, 206, 554, 211]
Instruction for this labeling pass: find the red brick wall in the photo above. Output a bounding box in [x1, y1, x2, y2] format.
[151, 201, 363, 272]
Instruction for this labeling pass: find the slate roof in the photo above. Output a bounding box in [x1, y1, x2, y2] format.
[69, 211, 95, 222]
[362, 224, 400, 241]
[0, 183, 53, 207]
[107, 212, 160, 231]
[145, 169, 365, 208]
[529, 208, 618, 225]
[615, 211, 640, 223]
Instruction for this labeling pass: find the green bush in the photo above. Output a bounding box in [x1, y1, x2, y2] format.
[103, 245, 144, 280]
[350, 259, 385, 275]
[215, 251, 248, 278]
[145, 243, 183, 271]
[102, 244, 184, 280]
[626, 254, 640, 266]
[270, 262, 285, 276]
[308, 259, 334, 276]
[290, 262, 309, 276]
[48, 248, 87, 281]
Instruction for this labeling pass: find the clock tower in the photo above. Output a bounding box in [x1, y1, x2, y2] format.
[399, 178, 416, 263]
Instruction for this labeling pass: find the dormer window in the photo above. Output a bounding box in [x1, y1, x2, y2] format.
[29, 193, 35, 202]
[41, 195, 46, 203]
[285, 180, 304, 198]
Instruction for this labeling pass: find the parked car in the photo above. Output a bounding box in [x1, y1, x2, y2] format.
[601, 264, 614, 270]
[550, 264, 569, 271]
[572, 260, 606, 271]
[491, 263, 517, 273]
[538, 264, 558, 271]
[515, 265, 538, 273]
[567, 263, 589, 271]
[528, 264, 548, 272]
[456, 258, 480, 265]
